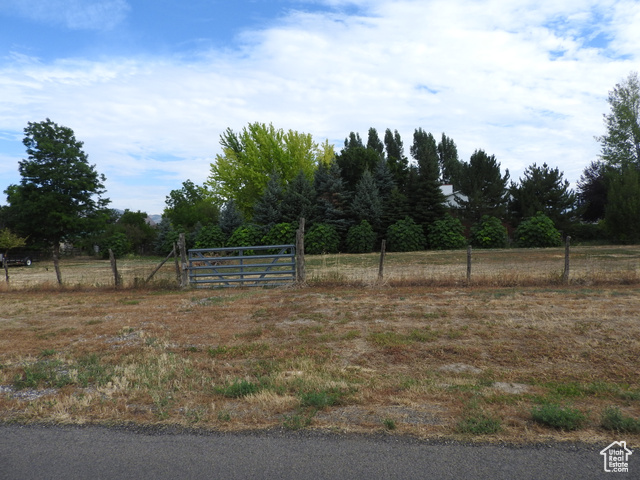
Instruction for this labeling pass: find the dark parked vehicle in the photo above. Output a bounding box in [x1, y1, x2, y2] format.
[0, 252, 35, 266]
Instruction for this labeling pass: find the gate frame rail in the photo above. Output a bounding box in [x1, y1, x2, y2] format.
[187, 244, 296, 288]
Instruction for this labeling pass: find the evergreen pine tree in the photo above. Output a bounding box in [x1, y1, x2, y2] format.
[313, 161, 350, 236]
[350, 169, 382, 231]
[253, 173, 284, 228]
[457, 149, 510, 223]
[218, 199, 243, 237]
[281, 170, 316, 225]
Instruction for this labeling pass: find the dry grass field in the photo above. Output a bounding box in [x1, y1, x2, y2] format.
[0, 246, 639, 445]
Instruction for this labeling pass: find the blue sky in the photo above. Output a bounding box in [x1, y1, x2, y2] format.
[1, 0, 638, 214]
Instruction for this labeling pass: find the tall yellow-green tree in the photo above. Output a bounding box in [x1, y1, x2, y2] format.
[206, 122, 333, 218]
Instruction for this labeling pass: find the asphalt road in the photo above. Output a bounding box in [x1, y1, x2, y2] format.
[0, 424, 633, 479]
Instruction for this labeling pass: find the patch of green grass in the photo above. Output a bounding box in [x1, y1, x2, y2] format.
[119, 299, 140, 305]
[215, 379, 262, 398]
[382, 418, 396, 430]
[368, 327, 440, 347]
[601, 406, 640, 433]
[75, 354, 113, 388]
[340, 330, 360, 340]
[13, 360, 73, 390]
[531, 404, 587, 430]
[207, 343, 269, 359]
[299, 389, 344, 409]
[217, 410, 231, 422]
[456, 412, 502, 434]
[282, 410, 315, 430]
[38, 349, 57, 358]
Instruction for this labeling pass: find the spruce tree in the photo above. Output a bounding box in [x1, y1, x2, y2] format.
[253, 173, 284, 228]
[281, 170, 316, 225]
[350, 169, 382, 231]
[313, 161, 350, 236]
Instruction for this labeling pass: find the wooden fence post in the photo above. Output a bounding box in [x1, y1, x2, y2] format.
[178, 233, 189, 288]
[563, 236, 571, 285]
[378, 239, 386, 281]
[296, 217, 306, 284]
[108, 248, 121, 287]
[466, 245, 472, 284]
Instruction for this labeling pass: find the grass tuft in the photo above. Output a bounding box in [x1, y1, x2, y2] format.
[531, 404, 587, 431]
[601, 406, 640, 433]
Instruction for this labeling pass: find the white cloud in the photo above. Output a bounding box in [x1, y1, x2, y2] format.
[0, 0, 638, 213]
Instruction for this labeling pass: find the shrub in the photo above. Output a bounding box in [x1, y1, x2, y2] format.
[194, 224, 226, 249]
[601, 406, 640, 433]
[99, 232, 132, 258]
[305, 223, 340, 254]
[470, 215, 508, 248]
[531, 403, 586, 430]
[515, 212, 562, 248]
[262, 222, 296, 247]
[346, 220, 376, 253]
[386, 216, 426, 252]
[227, 224, 263, 249]
[427, 214, 467, 250]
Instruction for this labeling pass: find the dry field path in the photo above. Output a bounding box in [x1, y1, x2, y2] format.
[0, 424, 628, 480]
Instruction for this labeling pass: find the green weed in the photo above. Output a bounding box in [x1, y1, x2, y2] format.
[531, 404, 587, 430]
[215, 379, 262, 398]
[601, 406, 640, 433]
[382, 418, 397, 430]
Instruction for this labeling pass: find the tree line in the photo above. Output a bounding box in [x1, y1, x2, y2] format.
[1, 72, 639, 282]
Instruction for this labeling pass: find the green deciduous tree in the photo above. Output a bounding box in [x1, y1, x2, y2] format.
[604, 164, 640, 244]
[164, 180, 218, 232]
[207, 123, 324, 218]
[4, 119, 109, 283]
[598, 71, 640, 168]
